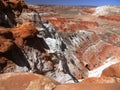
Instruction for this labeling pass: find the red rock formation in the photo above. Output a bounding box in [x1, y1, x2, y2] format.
[49, 19, 89, 32]
[0, 0, 35, 74]
[79, 21, 99, 27]
[8, 0, 28, 8]
[0, 0, 28, 27]
[101, 62, 120, 78]
[0, 22, 38, 52]
[11, 22, 38, 46]
[0, 28, 13, 39]
[55, 76, 120, 90]
[68, 24, 88, 32]
[1, 3, 120, 88]
[0, 21, 39, 73]
[54, 83, 120, 90]
[0, 73, 59, 90]
[47, 17, 99, 32]
[83, 9, 95, 14]
[0, 29, 13, 57]
[0, 0, 27, 11]
[0, 36, 14, 53]
[77, 41, 120, 70]
[82, 77, 120, 84]
[0, 57, 16, 73]
[100, 33, 120, 47]
[11, 22, 37, 39]
[99, 15, 120, 21]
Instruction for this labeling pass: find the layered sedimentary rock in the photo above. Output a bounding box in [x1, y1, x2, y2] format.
[18, 4, 120, 84]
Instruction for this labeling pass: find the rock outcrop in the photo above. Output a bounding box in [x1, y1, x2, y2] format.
[81, 77, 120, 84]
[11, 22, 37, 39]
[11, 22, 38, 46]
[54, 83, 120, 90]
[0, 36, 13, 53]
[0, 22, 38, 73]
[101, 62, 120, 78]
[0, 0, 28, 27]
[0, 72, 59, 90]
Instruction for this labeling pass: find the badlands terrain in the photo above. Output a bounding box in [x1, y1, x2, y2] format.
[0, 0, 120, 90]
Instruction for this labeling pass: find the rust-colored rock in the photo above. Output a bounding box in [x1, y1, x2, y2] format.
[99, 15, 120, 21]
[8, 0, 28, 9]
[0, 22, 38, 51]
[14, 37, 24, 47]
[83, 9, 95, 14]
[54, 83, 120, 90]
[101, 62, 120, 78]
[79, 21, 99, 27]
[81, 77, 120, 84]
[0, 0, 28, 27]
[0, 27, 13, 39]
[0, 57, 15, 73]
[0, 36, 14, 53]
[11, 22, 38, 39]
[0, 57, 10, 73]
[77, 40, 120, 70]
[0, 0, 27, 12]
[0, 72, 60, 90]
[1, 2, 120, 86]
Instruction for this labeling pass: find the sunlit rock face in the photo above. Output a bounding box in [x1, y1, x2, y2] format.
[0, 22, 38, 73]
[101, 62, 120, 78]
[55, 84, 120, 90]
[81, 77, 120, 84]
[0, 72, 59, 90]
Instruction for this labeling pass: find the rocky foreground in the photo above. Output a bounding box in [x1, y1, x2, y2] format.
[0, 0, 120, 90]
[1, 62, 120, 90]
